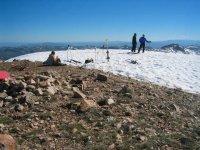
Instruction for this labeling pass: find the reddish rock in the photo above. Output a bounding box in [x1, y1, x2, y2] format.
[80, 100, 97, 112]
[0, 134, 16, 150]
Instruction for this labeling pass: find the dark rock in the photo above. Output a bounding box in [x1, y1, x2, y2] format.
[97, 98, 115, 106]
[18, 81, 27, 89]
[124, 93, 133, 98]
[26, 85, 36, 92]
[35, 88, 43, 96]
[18, 92, 36, 107]
[96, 73, 108, 81]
[169, 103, 181, 113]
[15, 104, 24, 112]
[119, 85, 133, 95]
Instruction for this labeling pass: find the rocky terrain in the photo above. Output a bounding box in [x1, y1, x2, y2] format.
[0, 61, 200, 150]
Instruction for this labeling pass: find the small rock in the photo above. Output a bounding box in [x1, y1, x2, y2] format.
[0, 101, 3, 107]
[124, 93, 133, 98]
[82, 81, 88, 90]
[62, 80, 69, 86]
[70, 78, 83, 85]
[18, 81, 27, 89]
[15, 104, 24, 111]
[27, 79, 36, 85]
[73, 87, 86, 99]
[0, 124, 5, 129]
[107, 116, 116, 122]
[39, 81, 51, 88]
[80, 100, 97, 112]
[116, 134, 123, 144]
[54, 79, 62, 86]
[116, 123, 122, 129]
[26, 85, 36, 91]
[138, 136, 147, 141]
[36, 74, 49, 80]
[72, 128, 78, 134]
[0, 92, 8, 99]
[46, 86, 57, 95]
[4, 96, 12, 102]
[50, 124, 56, 129]
[119, 85, 132, 94]
[97, 98, 115, 106]
[96, 73, 108, 81]
[108, 143, 116, 150]
[18, 92, 35, 107]
[35, 88, 43, 96]
[107, 98, 115, 105]
[169, 103, 181, 113]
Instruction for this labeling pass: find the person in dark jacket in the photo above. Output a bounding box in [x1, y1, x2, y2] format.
[138, 34, 151, 53]
[132, 33, 137, 52]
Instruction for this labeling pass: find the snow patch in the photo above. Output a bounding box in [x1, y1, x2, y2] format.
[7, 49, 200, 94]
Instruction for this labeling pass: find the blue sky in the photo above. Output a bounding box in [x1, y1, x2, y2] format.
[0, 0, 200, 42]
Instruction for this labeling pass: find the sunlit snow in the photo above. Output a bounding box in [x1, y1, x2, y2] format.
[7, 49, 200, 94]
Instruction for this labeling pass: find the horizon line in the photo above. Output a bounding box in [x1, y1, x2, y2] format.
[1, 39, 200, 44]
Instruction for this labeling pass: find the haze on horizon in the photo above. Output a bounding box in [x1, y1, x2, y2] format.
[0, 0, 200, 43]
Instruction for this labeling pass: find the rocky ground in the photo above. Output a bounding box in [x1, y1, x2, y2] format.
[0, 60, 200, 150]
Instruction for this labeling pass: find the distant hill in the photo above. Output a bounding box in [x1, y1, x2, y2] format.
[156, 44, 200, 54]
[161, 44, 185, 52]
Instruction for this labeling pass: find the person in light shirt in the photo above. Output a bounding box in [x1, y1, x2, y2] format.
[43, 51, 61, 66]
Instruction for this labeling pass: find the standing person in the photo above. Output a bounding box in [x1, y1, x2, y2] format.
[138, 34, 151, 53]
[132, 33, 137, 52]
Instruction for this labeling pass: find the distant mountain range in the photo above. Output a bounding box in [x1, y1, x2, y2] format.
[0, 40, 200, 60]
[1, 40, 200, 48]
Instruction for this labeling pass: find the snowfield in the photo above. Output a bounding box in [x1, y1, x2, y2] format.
[7, 49, 200, 94]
